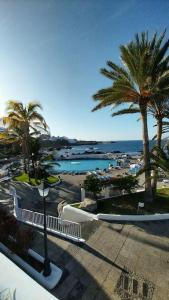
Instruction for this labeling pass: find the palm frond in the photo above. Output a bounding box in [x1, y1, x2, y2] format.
[6, 100, 24, 113]
[112, 107, 140, 117]
[28, 101, 42, 115]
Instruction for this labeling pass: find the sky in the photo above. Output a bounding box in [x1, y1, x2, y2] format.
[0, 0, 169, 141]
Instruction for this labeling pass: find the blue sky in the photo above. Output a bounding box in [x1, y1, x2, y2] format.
[0, 0, 169, 140]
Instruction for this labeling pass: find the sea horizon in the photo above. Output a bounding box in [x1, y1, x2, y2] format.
[59, 139, 156, 156]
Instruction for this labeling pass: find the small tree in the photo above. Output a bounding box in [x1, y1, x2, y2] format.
[83, 174, 102, 200]
[98, 175, 139, 194]
[111, 175, 139, 194]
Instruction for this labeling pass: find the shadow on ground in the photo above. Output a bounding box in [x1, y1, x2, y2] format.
[32, 230, 117, 300]
[106, 220, 169, 252]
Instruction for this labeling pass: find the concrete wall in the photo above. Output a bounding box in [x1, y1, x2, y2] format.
[62, 204, 97, 222]
[97, 213, 169, 222]
[62, 203, 169, 223]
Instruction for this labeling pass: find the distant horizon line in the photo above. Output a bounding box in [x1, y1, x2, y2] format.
[77, 139, 153, 142]
[50, 135, 154, 142]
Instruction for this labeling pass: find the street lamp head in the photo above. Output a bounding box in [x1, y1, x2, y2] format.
[38, 180, 49, 197]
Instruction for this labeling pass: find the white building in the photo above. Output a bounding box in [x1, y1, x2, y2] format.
[0, 252, 58, 300]
[49, 136, 77, 143]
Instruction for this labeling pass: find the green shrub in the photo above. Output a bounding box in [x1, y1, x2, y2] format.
[111, 175, 139, 194]
[84, 174, 102, 199]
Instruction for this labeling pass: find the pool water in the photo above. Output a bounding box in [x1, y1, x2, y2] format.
[51, 159, 117, 173]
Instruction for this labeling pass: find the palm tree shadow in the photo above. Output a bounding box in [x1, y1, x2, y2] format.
[32, 231, 114, 300]
[136, 220, 169, 238]
[107, 220, 169, 252]
[80, 243, 128, 274]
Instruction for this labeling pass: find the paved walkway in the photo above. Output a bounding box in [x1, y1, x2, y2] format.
[0, 180, 81, 216]
[32, 219, 169, 300]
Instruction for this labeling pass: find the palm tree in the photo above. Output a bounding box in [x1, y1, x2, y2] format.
[0, 126, 24, 157]
[92, 31, 169, 202]
[3, 101, 48, 173]
[111, 99, 169, 192]
[150, 144, 169, 176]
[29, 137, 41, 177]
[149, 100, 169, 191]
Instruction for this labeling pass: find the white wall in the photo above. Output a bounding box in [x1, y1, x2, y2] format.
[62, 204, 97, 222]
[97, 213, 169, 221]
[0, 251, 58, 300]
[62, 204, 169, 223]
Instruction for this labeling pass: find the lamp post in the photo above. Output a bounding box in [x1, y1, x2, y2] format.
[38, 180, 51, 277]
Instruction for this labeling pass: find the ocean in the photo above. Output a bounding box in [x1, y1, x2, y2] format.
[59, 140, 155, 155]
[59, 140, 155, 156]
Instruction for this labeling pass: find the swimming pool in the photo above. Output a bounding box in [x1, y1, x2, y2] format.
[51, 159, 117, 173]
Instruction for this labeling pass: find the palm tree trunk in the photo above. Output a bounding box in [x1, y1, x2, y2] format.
[139, 103, 153, 202]
[32, 158, 35, 176]
[25, 125, 31, 181]
[151, 118, 162, 193]
[34, 162, 38, 184]
[23, 157, 27, 173]
[22, 142, 27, 173]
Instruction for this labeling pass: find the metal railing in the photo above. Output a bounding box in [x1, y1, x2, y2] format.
[15, 208, 82, 241]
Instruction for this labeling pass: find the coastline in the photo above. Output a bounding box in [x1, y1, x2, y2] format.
[55, 151, 141, 160]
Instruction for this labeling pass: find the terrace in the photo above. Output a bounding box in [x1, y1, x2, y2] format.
[31, 218, 169, 300]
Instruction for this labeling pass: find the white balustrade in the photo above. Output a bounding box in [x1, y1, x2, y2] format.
[15, 207, 82, 241]
[12, 186, 83, 242]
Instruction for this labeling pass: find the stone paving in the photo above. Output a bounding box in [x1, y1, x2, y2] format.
[32, 219, 169, 300]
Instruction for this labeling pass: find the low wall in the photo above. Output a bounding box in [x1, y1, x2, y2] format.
[97, 213, 169, 222]
[0, 252, 58, 300]
[62, 204, 97, 223]
[62, 203, 169, 223]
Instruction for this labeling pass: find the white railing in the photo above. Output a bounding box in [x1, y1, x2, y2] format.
[15, 208, 83, 242]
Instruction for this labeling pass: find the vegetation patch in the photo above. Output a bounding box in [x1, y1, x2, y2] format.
[97, 192, 144, 215]
[0, 206, 43, 272]
[71, 203, 81, 208]
[70, 189, 169, 215]
[14, 172, 59, 186]
[96, 189, 169, 215]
